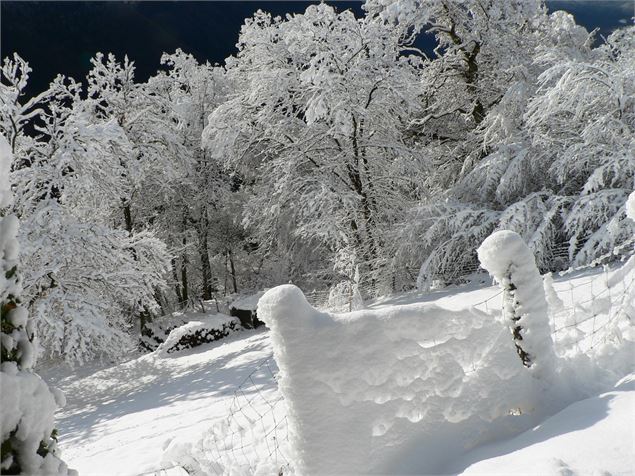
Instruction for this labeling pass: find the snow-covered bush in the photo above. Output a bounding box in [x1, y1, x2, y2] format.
[0, 136, 74, 475]
[477, 230, 556, 375]
[259, 284, 546, 475]
[154, 315, 240, 356]
[139, 313, 191, 351]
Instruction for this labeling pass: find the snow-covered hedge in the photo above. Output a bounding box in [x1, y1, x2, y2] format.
[259, 285, 548, 475]
[154, 315, 240, 357]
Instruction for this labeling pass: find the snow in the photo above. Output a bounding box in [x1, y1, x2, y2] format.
[154, 314, 240, 356]
[230, 291, 266, 311]
[0, 135, 12, 208]
[455, 374, 635, 476]
[259, 284, 541, 475]
[477, 230, 556, 376]
[627, 190, 635, 222]
[45, 330, 274, 476]
[37, 260, 634, 476]
[0, 364, 68, 474]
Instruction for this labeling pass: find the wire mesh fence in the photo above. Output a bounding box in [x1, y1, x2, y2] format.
[193, 356, 292, 476]
[550, 262, 635, 354]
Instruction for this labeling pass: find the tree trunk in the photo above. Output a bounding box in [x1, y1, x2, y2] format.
[228, 249, 238, 294]
[123, 201, 133, 233]
[198, 209, 213, 300]
[171, 257, 183, 305]
[181, 246, 189, 305]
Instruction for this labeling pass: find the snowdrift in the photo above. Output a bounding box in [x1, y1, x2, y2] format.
[259, 250, 634, 475]
[259, 285, 548, 474]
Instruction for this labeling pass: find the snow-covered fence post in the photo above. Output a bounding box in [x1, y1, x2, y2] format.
[477, 230, 556, 375]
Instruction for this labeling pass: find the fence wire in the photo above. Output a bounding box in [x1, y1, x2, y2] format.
[199, 357, 291, 476]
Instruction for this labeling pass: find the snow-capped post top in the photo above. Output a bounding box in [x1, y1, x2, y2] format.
[0, 136, 13, 209]
[477, 230, 535, 279]
[477, 230, 555, 376]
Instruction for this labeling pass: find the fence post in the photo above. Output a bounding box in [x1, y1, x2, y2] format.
[477, 230, 556, 377]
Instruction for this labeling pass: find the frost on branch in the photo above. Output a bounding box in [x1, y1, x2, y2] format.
[626, 191, 635, 223]
[477, 230, 556, 376]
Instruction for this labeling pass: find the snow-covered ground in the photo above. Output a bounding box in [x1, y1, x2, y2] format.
[454, 374, 635, 476]
[40, 264, 633, 476]
[42, 331, 276, 476]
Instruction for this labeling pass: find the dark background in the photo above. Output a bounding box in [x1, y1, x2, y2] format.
[1, 1, 633, 98]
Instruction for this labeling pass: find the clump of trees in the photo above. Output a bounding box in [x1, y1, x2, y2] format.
[1, 0, 633, 365]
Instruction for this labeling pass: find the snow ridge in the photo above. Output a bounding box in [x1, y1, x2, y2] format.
[259, 284, 540, 474]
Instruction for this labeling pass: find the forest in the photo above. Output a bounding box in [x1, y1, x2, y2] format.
[0, 1, 633, 474]
[2, 0, 632, 365]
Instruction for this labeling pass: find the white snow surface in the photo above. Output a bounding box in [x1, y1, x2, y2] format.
[455, 374, 635, 476]
[43, 330, 275, 476]
[41, 262, 634, 476]
[229, 291, 266, 311]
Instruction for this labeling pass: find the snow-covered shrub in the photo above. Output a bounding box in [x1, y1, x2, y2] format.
[140, 313, 191, 351]
[259, 284, 547, 475]
[0, 136, 74, 475]
[477, 230, 556, 375]
[154, 315, 240, 356]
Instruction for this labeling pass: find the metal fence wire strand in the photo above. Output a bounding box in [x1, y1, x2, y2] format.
[551, 262, 634, 352]
[202, 356, 291, 475]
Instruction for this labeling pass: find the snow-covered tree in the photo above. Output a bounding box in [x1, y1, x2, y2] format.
[526, 24, 635, 266]
[2, 54, 170, 363]
[205, 4, 425, 294]
[145, 50, 241, 304]
[0, 135, 74, 475]
[389, 5, 634, 288]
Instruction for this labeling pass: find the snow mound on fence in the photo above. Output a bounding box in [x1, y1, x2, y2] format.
[155, 315, 240, 357]
[258, 285, 546, 475]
